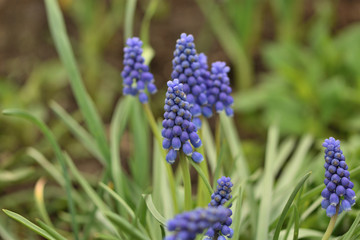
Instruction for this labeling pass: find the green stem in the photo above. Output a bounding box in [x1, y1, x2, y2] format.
[124, 0, 137, 41]
[322, 206, 339, 240]
[180, 153, 192, 210]
[142, 103, 179, 213]
[196, 125, 211, 206]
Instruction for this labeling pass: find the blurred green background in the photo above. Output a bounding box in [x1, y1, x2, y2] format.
[2, 0, 360, 238]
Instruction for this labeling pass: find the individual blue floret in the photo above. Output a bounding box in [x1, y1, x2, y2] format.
[206, 176, 234, 239]
[321, 137, 356, 217]
[162, 79, 203, 164]
[164, 207, 231, 240]
[171, 33, 210, 128]
[206, 62, 234, 117]
[121, 37, 157, 103]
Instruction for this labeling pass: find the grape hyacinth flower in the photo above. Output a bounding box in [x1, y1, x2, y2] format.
[162, 79, 203, 164]
[206, 62, 234, 117]
[164, 207, 231, 240]
[321, 137, 356, 217]
[206, 176, 234, 239]
[121, 37, 157, 103]
[171, 33, 209, 128]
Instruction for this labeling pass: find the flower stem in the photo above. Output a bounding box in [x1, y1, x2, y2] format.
[322, 205, 339, 240]
[142, 103, 179, 213]
[196, 125, 211, 207]
[180, 152, 192, 210]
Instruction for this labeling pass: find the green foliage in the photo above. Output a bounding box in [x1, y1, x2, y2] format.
[1, 0, 360, 240]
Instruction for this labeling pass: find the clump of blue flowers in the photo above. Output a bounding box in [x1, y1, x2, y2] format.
[171, 33, 210, 128]
[206, 176, 234, 239]
[321, 137, 356, 217]
[207, 62, 234, 117]
[165, 207, 231, 240]
[162, 79, 203, 164]
[121, 37, 157, 103]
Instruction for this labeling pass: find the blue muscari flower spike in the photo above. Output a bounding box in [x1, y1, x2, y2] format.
[205, 176, 234, 239]
[164, 207, 231, 240]
[121, 37, 157, 103]
[162, 79, 203, 164]
[206, 61, 234, 117]
[321, 137, 356, 217]
[171, 33, 210, 128]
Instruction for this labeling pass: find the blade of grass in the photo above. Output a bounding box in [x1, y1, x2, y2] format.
[293, 205, 299, 240]
[256, 125, 279, 240]
[50, 101, 105, 164]
[201, 119, 216, 171]
[342, 211, 360, 240]
[180, 153, 192, 210]
[232, 185, 244, 240]
[36, 219, 67, 240]
[272, 172, 312, 240]
[2, 210, 56, 240]
[99, 182, 135, 219]
[189, 159, 213, 196]
[142, 194, 167, 227]
[130, 100, 150, 189]
[34, 178, 53, 227]
[44, 0, 110, 164]
[104, 211, 149, 240]
[2, 109, 79, 239]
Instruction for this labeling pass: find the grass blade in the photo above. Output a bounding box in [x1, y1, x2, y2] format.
[142, 194, 167, 227]
[256, 125, 279, 240]
[50, 101, 105, 164]
[104, 211, 149, 240]
[342, 211, 360, 240]
[189, 160, 213, 196]
[36, 219, 67, 240]
[293, 205, 299, 240]
[99, 182, 135, 219]
[34, 178, 52, 227]
[44, 0, 110, 164]
[232, 186, 244, 240]
[110, 97, 133, 202]
[2, 109, 79, 239]
[273, 172, 312, 240]
[2, 209, 56, 240]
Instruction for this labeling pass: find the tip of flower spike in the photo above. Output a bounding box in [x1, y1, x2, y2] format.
[126, 37, 142, 47]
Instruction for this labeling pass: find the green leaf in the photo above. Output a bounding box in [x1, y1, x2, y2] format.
[50, 101, 105, 164]
[273, 172, 312, 240]
[189, 160, 213, 196]
[44, 0, 110, 164]
[231, 186, 244, 240]
[256, 125, 279, 240]
[342, 211, 360, 240]
[104, 211, 149, 240]
[293, 205, 299, 240]
[2, 109, 79, 239]
[142, 194, 167, 227]
[0, 168, 34, 182]
[110, 97, 133, 203]
[2, 209, 56, 240]
[36, 219, 67, 240]
[99, 182, 135, 219]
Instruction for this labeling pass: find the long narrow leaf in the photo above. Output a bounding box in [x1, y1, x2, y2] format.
[36, 219, 67, 240]
[50, 101, 105, 164]
[142, 194, 167, 227]
[44, 0, 110, 164]
[342, 211, 360, 240]
[2, 210, 56, 240]
[273, 172, 312, 240]
[2, 109, 79, 239]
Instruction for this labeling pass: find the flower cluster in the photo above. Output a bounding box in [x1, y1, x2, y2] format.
[321, 137, 356, 217]
[171, 34, 212, 128]
[165, 207, 231, 240]
[206, 176, 234, 239]
[121, 37, 157, 103]
[206, 62, 234, 117]
[162, 79, 203, 164]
